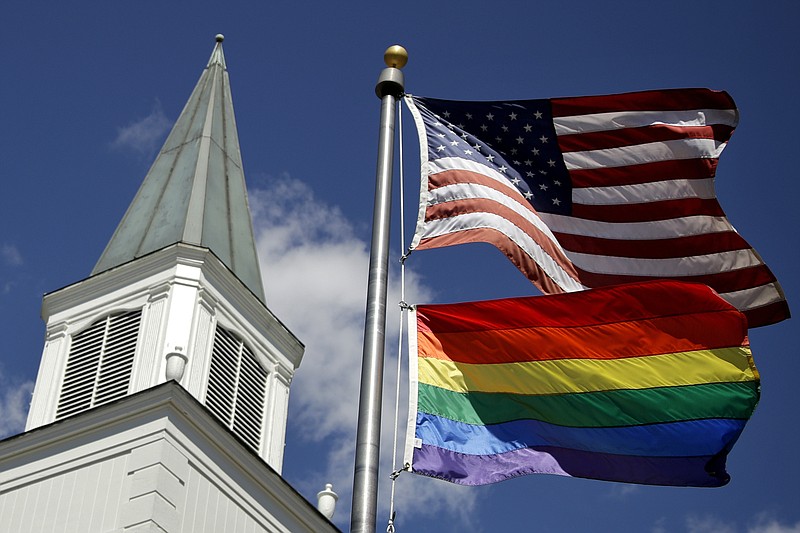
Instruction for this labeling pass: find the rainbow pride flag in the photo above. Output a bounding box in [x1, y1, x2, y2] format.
[404, 281, 759, 486]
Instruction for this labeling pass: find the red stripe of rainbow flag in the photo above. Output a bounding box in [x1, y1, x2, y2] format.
[404, 280, 759, 486]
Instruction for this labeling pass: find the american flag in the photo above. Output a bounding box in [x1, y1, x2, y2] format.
[405, 90, 789, 328]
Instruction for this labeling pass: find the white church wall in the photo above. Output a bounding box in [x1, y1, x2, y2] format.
[0, 384, 337, 533]
[0, 452, 128, 532]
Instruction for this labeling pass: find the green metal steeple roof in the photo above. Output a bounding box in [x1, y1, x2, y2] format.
[93, 35, 265, 302]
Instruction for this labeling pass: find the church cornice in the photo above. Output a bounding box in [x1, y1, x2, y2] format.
[42, 243, 304, 368]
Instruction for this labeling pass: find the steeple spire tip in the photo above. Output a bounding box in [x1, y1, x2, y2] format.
[206, 35, 227, 69]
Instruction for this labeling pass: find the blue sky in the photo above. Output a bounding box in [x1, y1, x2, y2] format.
[2, 2, 799, 532]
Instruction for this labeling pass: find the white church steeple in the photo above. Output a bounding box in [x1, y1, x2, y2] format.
[25, 35, 303, 473]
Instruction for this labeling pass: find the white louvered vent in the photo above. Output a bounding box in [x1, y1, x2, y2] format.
[56, 309, 142, 419]
[206, 325, 268, 451]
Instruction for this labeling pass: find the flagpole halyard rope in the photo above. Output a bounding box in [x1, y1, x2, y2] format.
[387, 97, 407, 533]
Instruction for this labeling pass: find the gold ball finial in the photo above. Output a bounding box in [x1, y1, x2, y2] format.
[383, 45, 408, 69]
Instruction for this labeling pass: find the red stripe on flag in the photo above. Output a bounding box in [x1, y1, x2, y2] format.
[558, 124, 734, 152]
[571, 198, 726, 223]
[417, 280, 741, 332]
[427, 168, 517, 195]
[551, 88, 736, 116]
[569, 158, 719, 188]
[417, 228, 571, 295]
[553, 231, 752, 259]
[743, 301, 792, 329]
[423, 199, 579, 279]
[571, 264, 778, 295]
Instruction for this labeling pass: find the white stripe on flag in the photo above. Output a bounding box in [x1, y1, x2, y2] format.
[565, 248, 765, 277]
[563, 139, 728, 171]
[539, 213, 736, 240]
[553, 108, 738, 135]
[720, 282, 785, 311]
[429, 157, 519, 194]
[421, 212, 584, 291]
[573, 178, 717, 205]
[427, 183, 561, 243]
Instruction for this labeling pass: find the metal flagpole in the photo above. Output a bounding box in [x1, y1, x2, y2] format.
[351, 45, 407, 533]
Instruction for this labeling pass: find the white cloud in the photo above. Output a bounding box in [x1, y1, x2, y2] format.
[650, 517, 668, 533]
[111, 100, 171, 156]
[606, 483, 641, 499]
[1, 243, 23, 294]
[686, 514, 737, 533]
[677, 513, 800, 533]
[250, 175, 476, 528]
[0, 371, 34, 439]
[2, 244, 23, 267]
[748, 516, 800, 533]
